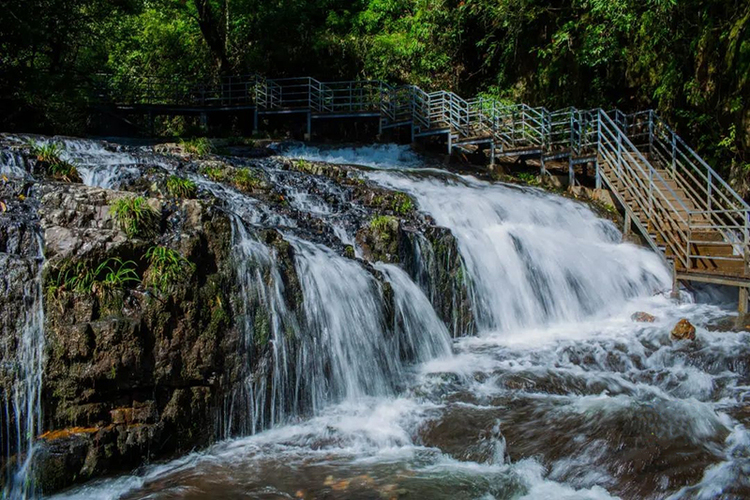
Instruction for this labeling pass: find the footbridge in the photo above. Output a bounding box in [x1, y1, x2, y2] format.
[92, 74, 750, 310]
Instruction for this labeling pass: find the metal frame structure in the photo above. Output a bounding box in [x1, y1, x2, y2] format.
[95, 74, 750, 306]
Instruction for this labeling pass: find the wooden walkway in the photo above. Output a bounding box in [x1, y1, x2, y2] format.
[93, 75, 750, 310]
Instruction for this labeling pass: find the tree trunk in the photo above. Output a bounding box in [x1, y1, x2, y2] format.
[193, 0, 230, 74]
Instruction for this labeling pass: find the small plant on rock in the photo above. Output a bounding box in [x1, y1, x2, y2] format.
[110, 196, 160, 238]
[145, 246, 196, 295]
[370, 215, 398, 232]
[200, 165, 227, 182]
[47, 258, 140, 297]
[166, 175, 197, 198]
[233, 168, 265, 191]
[391, 192, 414, 214]
[517, 172, 540, 186]
[180, 137, 213, 156]
[27, 140, 81, 182]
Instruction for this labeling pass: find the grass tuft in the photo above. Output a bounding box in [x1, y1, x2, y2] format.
[180, 137, 213, 156]
[27, 140, 81, 182]
[110, 196, 160, 238]
[166, 175, 197, 198]
[145, 246, 196, 295]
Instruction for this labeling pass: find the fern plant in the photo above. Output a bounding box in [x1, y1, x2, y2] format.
[110, 197, 160, 238]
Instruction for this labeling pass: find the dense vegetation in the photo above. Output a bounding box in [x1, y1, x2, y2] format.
[1, 0, 748, 178]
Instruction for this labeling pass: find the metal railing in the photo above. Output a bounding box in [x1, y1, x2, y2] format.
[94, 74, 749, 277]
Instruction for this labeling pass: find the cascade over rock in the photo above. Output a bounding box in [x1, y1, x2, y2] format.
[2, 137, 746, 500]
[0, 135, 468, 493]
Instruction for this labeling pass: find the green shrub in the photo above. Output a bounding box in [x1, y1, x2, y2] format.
[145, 246, 196, 295]
[517, 172, 540, 185]
[180, 137, 213, 156]
[27, 140, 81, 182]
[166, 175, 197, 198]
[200, 165, 227, 182]
[110, 196, 159, 238]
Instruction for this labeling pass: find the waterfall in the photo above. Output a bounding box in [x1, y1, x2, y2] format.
[38, 143, 750, 500]
[1, 234, 45, 500]
[367, 172, 671, 332]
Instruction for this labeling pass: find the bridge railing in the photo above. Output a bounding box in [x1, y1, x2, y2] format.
[95, 73, 749, 272]
[595, 110, 694, 267]
[616, 110, 750, 263]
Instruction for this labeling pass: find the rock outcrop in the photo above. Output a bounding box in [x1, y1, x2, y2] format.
[671, 319, 696, 341]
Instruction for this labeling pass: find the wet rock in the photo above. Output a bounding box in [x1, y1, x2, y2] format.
[418, 405, 506, 464]
[671, 318, 696, 341]
[631, 311, 656, 323]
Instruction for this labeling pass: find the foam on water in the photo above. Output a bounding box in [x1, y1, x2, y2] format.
[279, 142, 424, 169]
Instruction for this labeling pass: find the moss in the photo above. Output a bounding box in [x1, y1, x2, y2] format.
[253, 313, 271, 347]
[391, 192, 414, 214]
[344, 245, 356, 259]
[370, 215, 398, 233]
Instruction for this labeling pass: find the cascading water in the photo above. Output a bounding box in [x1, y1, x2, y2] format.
[1, 233, 45, 499]
[366, 171, 671, 331]
[8, 139, 745, 500]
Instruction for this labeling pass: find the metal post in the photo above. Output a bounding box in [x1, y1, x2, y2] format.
[447, 132, 452, 155]
[569, 160, 575, 188]
[595, 112, 602, 189]
[648, 110, 654, 157]
[623, 212, 632, 236]
[490, 142, 496, 169]
[306, 111, 312, 141]
[739, 287, 748, 315]
[253, 108, 259, 134]
[595, 159, 601, 189]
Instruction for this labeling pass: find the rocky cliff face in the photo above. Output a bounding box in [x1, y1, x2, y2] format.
[0, 136, 472, 494]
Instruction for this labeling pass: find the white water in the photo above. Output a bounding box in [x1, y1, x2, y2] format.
[368, 172, 671, 331]
[2, 235, 45, 499]
[39, 144, 750, 499]
[3, 135, 175, 189]
[280, 143, 424, 169]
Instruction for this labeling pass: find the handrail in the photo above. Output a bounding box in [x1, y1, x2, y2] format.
[94, 73, 749, 276]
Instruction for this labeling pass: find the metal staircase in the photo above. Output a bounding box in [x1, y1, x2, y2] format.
[96, 74, 750, 302]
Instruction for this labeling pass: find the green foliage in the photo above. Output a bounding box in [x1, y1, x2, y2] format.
[517, 172, 540, 185]
[166, 176, 198, 198]
[391, 192, 414, 214]
[1, 0, 748, 182]
[180, 137, 213, 156]
[370, 215, 398, 232]
[233, 168, 265, 191]
[27, 140, 81, 182]
[110, 197, 160, 238]
[200, 164, 265, 191]
[145, 246, 196, 296]
[200, 165, 228, 182]
[46, 258, 140, 298]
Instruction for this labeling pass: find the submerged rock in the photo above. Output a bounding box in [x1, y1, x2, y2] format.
[671, 318, 696, 341]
